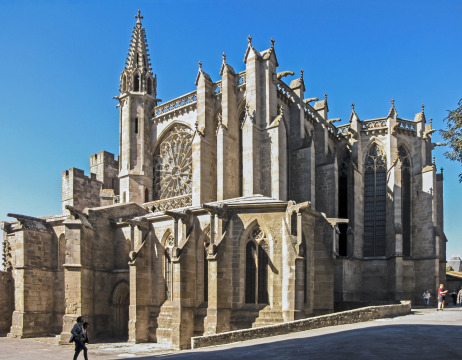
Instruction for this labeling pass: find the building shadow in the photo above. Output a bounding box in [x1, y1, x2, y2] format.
[114, 323, 462, 360]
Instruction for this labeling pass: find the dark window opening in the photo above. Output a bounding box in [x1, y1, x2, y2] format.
[165, 253, 172, 300]
[144, 188, 149, 202]
[135, 118, 138, 134]
[338, 151, 350, 256]
[291, 212, 297, 236]
[134, 75, 140, 92]
[257, 242, 269, 304]
[245, 241, 256, 303]
[204, 248, 208, 302]
[147, 78, 152, 95]
[239, 110, 245, 197]
[399, 146, 411, 256]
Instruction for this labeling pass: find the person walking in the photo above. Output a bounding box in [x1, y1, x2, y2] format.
[70, 316, 88, 360]
[457, 288, 462, 307]
[422, 290, 431, 308]
[437, 284, 448, 311]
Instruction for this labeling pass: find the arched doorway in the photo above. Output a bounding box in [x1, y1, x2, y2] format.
[112, 281, 129, 339]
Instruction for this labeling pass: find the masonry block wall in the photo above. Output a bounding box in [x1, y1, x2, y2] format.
[90, 151, 120, 195]
[62, 168, 102, 213]
[0, 271, 13, 333]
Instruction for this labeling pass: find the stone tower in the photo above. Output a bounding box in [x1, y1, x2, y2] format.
[117, 11, 157, 204]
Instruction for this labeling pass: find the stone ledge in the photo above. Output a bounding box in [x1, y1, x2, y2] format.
[191, 301, 411, 349]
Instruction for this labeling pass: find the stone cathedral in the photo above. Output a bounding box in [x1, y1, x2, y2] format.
[0, 12, 446, 349]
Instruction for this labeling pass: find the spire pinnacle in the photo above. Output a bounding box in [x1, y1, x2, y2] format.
[421, 103, 425, 113]
[198, 60, 202, 70]
[248, 34, 252, 46]
[324, 93, 328, 101]
[352, 103, 355, 110]
[391, 98, 395, 108]
[222, 52, 226, 63]
[135, 10, 143, 24]
[300, 69, 304, 80]
[270, 38, 275, 49]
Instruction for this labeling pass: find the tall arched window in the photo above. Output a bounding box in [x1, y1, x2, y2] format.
[144, 188, 149, 203]
[398, 145, 411, 256]
[204, 247, 208, 302]
[238, 110, 245, 197]
[134, 75, 140, 92]
[147, 78, 152, 95]
[164, 234, 174, 300]
[245, 227, 269, 304]
[364, 144, 387, 257]
[338, 151, 351, 256]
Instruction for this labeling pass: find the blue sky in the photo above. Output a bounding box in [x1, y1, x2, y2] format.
[0, 0, 461, 259]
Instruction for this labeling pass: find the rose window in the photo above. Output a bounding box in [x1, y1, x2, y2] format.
[153, 124, 193, 200]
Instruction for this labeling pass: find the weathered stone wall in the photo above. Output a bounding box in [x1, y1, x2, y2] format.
[0, 271, 13, 333]
[90, 150, 119, 194]
[62, 168, 102, 213]
[191, 301, 411, 349]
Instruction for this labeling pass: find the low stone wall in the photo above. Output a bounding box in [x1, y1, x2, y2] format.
[191, 301, 411, 349]
[0, 271, 13, 334]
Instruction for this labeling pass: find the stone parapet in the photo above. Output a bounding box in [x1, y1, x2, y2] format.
[191, 301, 411, 349]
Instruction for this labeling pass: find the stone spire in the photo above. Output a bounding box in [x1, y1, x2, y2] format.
[120, 10, 156, 96]
[125, 10, 152, 72]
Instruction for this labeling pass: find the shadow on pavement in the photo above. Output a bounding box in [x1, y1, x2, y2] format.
[115, 324, 462, 360]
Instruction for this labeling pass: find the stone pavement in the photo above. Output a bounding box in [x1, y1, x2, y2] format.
[1, 306, 462, 359]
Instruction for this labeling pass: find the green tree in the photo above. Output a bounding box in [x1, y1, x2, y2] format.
[440, 98, 462, 182]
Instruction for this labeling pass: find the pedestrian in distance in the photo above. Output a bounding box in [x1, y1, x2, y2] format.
[437, 284, 448, 311]
[422, 289, 431, 308]
[451, 290, 458, 306]
[457, 288, 462, 307]
[70, 316, 89, 360]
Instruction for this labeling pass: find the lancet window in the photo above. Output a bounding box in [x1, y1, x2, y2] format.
[164, 233, 174, 300]
[153, 124, 193, 201]
[338, 150, 351, 256]
[398, 145, 411, 256]
[134, 75, 140, 92]
[364, 144, 387, 257]
[238, 110, 245, 196]
[245, 227, 269, 304]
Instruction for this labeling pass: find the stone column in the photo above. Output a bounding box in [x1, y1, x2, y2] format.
[217, 59, 238, 200]
[192, 66, 216, 206]
[59, 218, 94, 344]
[203, 207, 232, 335]
[128, 223, 152, 343]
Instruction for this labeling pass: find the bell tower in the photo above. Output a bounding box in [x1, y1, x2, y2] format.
[116, 10, 158, 204]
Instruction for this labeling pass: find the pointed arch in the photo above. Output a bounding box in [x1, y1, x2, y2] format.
[364, 142, 387, 256]
[111, 281, 129, 339]
[398, 145, 412, 256]
[133, 73, 140, 92]
[244, 224, 270, 304]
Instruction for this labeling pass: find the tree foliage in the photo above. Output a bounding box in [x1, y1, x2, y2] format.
[440, 98, 462, 182]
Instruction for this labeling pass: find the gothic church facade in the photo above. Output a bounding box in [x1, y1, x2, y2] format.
[0, 13, 446, 349]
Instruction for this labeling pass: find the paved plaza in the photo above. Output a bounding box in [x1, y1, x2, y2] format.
[1, 306, 461, 359]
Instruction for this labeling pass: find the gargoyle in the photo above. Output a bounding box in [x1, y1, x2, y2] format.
[277, 71, 294, 79]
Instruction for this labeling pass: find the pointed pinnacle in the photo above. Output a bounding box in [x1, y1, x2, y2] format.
[270, 38, 275, 48]
[300, 69, 304, 80]
[222, 52, 226, 63]
[324, 93, 328, 101]
[352, 103, 355, 110]
[248, 34, 252, 45]
[421, 103, 425, 113]
[391, 98, 395, 107]
[198, 60, 202, 70]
